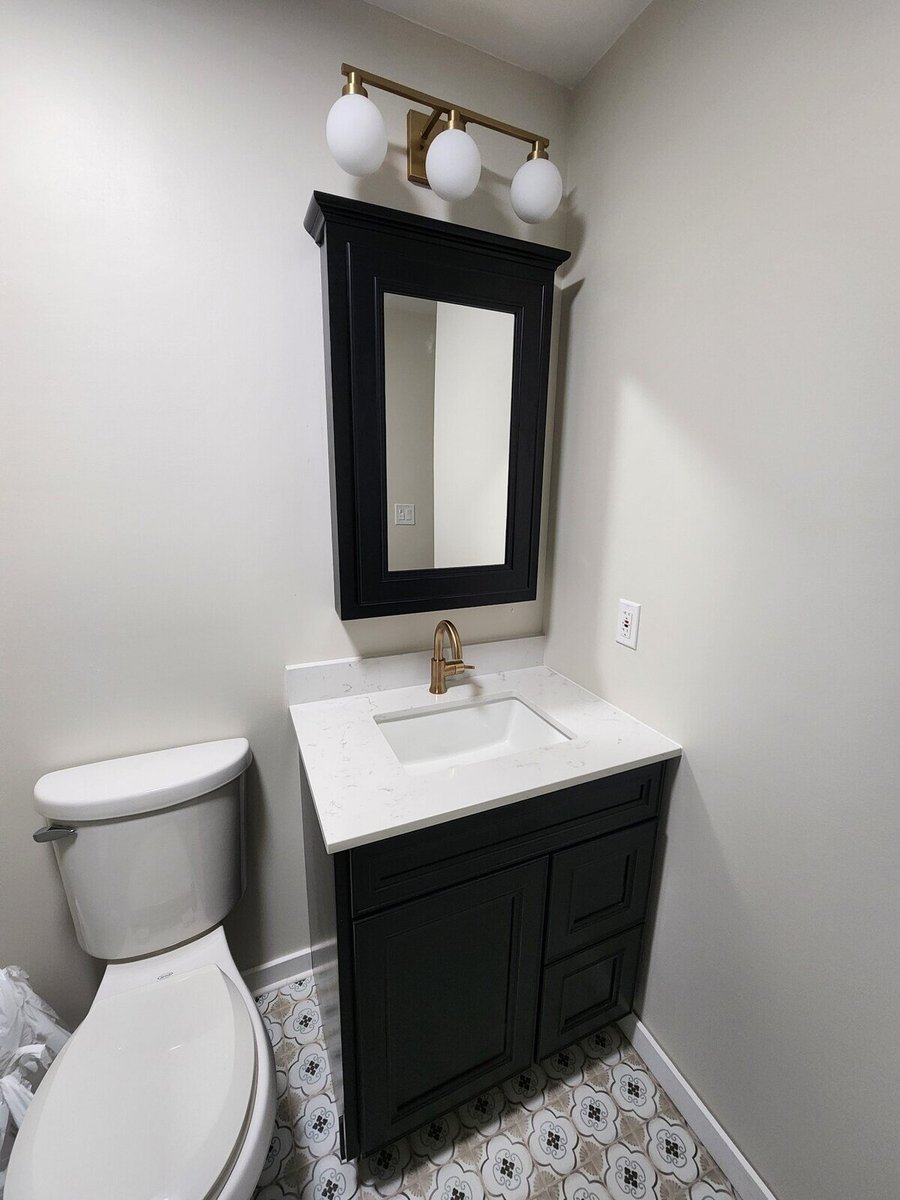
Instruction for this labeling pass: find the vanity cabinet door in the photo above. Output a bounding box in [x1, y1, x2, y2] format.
[353, 859, 547, 1155]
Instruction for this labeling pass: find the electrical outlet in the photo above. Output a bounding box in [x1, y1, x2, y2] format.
[394, 503, 415, 526]
[616, 599, 641, 649]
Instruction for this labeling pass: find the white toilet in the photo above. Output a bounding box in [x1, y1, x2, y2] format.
[6, 738, 276, 1200]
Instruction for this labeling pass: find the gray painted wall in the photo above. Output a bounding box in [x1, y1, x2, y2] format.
[546, 2, 900, 1197]
[0, 0, 570, 1028]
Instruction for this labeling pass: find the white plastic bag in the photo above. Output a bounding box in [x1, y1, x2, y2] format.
[0, 966, 69, 1195]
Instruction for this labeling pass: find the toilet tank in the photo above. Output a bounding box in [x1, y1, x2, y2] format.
[33, 739, 253, 961]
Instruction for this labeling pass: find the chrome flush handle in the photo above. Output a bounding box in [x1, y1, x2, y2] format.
[33, 825, 77, 843]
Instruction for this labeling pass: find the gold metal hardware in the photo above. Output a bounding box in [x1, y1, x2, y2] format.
[407, 109, 447, 186]
[341, 63, 553, 192]
[342, 69, 367, 97]
[429, 619, 475, 695]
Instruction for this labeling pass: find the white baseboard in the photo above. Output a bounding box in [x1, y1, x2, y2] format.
[241, 946, 312, 996]
[619, 1015, 777, 1200]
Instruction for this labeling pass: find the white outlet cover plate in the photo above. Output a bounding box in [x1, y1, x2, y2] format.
[616, 599, 641, 649]
[394, 503, 416, 526]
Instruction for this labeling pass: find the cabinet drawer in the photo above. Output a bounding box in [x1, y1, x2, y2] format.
[536, 926, 643, 1059]
[544, 822, 657, 962]
[350, 763, 664, 916]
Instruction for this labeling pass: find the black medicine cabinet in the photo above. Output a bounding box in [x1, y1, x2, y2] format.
[305, 193, 569, 620]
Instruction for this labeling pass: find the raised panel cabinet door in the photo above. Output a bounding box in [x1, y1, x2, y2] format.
[537, 926, 644, 1060]
[544, 822, 658, 961]
[353, 858, 547, 1155]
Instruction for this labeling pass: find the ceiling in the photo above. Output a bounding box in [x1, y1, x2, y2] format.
[361, 0, 653, 88]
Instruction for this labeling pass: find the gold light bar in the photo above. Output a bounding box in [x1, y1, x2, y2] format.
[340, 63, 550, 186]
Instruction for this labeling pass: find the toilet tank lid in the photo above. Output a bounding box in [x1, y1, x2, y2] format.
[34, 738, 252, 821]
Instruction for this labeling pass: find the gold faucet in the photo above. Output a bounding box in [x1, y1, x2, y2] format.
[429, 620, 475, 695]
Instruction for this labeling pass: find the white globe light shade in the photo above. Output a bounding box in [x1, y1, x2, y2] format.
[425, 127, 482, 201]
[510, 156, 563, 223]
[325, 93, 387, 177]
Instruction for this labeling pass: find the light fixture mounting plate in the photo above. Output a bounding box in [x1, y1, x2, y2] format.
[407, 109, 447, 187]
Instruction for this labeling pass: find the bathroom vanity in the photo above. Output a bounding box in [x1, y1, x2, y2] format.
[289, 639, 680, 1161]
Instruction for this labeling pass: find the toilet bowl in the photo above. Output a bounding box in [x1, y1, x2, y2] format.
[6, 739, 276, 1200]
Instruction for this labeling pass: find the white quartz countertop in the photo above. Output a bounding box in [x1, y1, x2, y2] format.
[289, 662, 681, 853]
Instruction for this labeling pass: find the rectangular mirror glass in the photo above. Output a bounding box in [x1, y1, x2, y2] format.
[383, 294, 515, 571]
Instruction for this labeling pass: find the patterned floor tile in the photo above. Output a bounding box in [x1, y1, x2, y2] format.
[252, 974, 737, 1200]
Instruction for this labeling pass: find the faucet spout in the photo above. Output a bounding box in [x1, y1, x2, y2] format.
[433, 618, 461, 662]
[429, 620, 474, 694]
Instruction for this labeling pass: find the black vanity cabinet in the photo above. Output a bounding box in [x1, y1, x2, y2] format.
[301, 760, 668, 1160]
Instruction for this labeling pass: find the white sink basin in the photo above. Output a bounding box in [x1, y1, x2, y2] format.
[374, 694, 572, 774]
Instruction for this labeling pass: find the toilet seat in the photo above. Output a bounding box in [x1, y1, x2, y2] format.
[7, 964, 257, 1200]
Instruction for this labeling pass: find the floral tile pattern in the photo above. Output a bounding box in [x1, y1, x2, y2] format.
[252, 977, 736, 1200]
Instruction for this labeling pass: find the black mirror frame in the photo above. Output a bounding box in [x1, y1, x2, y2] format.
[305, 192, 569, 620]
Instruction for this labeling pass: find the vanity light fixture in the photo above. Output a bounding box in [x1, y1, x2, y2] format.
[425, 109, 481, 201]
[325, 70, 388, 176]
[325, 63, 563, 223]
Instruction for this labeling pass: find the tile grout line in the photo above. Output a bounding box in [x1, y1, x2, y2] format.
[252, 973, 739, 1200]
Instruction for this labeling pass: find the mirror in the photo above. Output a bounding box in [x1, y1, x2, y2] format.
[383, 294, 515, 571]
[305, 192, 569, 619]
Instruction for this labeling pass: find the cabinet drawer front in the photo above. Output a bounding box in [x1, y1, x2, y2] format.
[350, 763, 664, 916]
[537, 926, 643, 1060]
[545, 822, 657, 962]
[354, 859, 547, 1155]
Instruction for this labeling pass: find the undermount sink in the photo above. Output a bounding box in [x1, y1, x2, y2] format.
[374, 694, 572, 774]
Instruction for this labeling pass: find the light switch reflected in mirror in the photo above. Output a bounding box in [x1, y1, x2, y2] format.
[384, 294, 515, 572]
